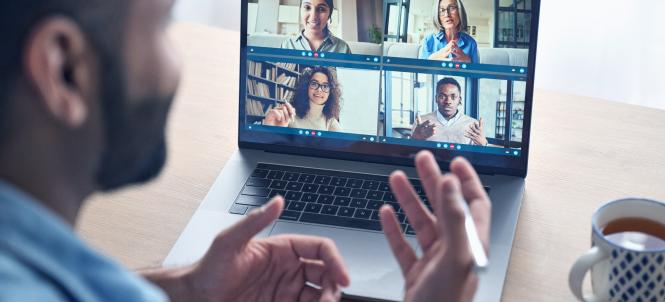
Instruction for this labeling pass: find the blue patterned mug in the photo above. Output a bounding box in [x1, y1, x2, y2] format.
[569, 198, 665, 302]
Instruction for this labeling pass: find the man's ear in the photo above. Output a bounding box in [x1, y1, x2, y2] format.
[24, 17, 96, 128]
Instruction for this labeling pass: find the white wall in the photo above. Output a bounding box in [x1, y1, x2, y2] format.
[535, 0, 665, 110]
[337, 69, 381, 135]
[339, 0, 359, 42]
[174, 0, 665, 110]
[173, 0, 241, 30]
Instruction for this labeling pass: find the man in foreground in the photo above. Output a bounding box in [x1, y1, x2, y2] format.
[0, 0, 491, 301]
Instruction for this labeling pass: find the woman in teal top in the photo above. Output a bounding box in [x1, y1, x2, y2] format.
[281, 0, 352, 54]
[419, 0, 479, 63]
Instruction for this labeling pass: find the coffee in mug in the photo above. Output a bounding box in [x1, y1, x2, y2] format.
[569, 198, 665, 302]
[602, 217, 665, 251]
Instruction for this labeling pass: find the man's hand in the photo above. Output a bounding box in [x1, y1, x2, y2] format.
[465, 118, 488, 146]
[181, 198, 350, 302]
[264, 102, 296, 127]
[412, 115, 436, 140]
[379, 151, 491, 302]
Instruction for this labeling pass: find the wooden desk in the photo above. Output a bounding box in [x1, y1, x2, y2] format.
[77, 23, 665, 301]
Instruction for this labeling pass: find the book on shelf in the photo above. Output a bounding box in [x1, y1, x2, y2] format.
[276, 62, 297, 72]
[275, 74, 296, 86]
[278, 88, 294, 102]
[247, 79, 272, 98]
[245, 99, 272, 117]
[248, 61, 263, 77]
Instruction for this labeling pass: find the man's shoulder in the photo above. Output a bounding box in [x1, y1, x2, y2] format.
[421, 112, 438, 121]
[0, 252, 66, 301]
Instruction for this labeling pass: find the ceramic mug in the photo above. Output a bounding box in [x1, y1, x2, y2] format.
[569, 198, 665, 302]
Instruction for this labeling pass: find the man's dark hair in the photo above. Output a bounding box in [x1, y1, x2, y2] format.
[0, 1, 128, 147]
[436, 77, 462, 93]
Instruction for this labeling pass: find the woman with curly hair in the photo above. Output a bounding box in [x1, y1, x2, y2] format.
[263, 66, 342, 131]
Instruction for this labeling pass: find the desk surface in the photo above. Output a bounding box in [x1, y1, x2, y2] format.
[77, 23, 665, 301]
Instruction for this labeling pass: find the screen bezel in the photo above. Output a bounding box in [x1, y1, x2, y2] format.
[237, 0, 540, 178]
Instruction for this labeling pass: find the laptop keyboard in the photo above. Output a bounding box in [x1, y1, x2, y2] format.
[229, 163, 490, 235]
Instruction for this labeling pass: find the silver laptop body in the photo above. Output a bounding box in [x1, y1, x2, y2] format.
[165, 0, 541, 300]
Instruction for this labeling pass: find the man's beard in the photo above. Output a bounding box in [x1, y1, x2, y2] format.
[95, 54, 175, 191]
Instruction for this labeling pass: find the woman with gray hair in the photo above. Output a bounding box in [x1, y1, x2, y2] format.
[419, 0, 479, 63]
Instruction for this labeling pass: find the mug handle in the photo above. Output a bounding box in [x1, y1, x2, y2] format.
[569, 246, 608, 302]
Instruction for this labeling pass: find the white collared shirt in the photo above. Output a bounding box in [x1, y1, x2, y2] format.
[436, 110, 463, 127]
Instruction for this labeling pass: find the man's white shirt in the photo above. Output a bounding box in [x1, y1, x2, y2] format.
[412, 110, 479, 145]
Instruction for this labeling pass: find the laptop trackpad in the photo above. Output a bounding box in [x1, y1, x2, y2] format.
[270, 221, 419, 301]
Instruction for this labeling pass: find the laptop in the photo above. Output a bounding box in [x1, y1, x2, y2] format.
[165, 0, 540, 300]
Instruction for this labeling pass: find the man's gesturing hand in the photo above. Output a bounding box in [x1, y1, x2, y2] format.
[379, 151, 492, 302]
[184, 198, 350, 302]
[412, 115, 436, 140]
[465, 118, 488, 146]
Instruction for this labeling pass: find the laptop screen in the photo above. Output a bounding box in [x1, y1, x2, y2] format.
[239, 0, 540, 176]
